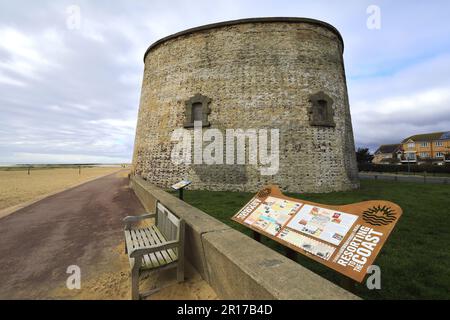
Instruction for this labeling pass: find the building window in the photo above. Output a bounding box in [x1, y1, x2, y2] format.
[420, 142, 429, 147]
[436, 152, 445, 158]
[408, 142, 415, 148]
[192, 102, 203, 122]
[419, 152, 429, 158]
[308, 92, 335, 127]
[406, 153, 416, 160]
[184, 94, 211, 128]
[435, 141, 443, 147]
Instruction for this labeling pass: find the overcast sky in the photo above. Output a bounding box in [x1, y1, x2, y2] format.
[0, 0, 449, 163]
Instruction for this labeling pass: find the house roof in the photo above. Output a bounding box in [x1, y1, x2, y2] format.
[401, 131, 450, 143]
[375, 144, 401, 154]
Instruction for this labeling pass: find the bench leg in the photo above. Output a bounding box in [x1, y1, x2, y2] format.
[131, 269, 140, 300]
[139, 287, 160, 299]
[177, 262, 184, 283]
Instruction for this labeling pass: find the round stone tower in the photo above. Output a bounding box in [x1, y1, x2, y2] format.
[132, 17, 359, 193]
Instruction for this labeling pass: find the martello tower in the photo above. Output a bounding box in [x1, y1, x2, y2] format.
[132, 18, 359, 193]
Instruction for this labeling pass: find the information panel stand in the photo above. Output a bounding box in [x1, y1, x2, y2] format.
[171, 180, 192, 201]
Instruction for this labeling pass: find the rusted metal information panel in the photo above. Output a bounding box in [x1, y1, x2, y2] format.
[232, 185, 402, 282]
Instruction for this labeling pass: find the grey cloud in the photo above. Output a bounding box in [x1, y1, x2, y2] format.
[1, 1, 449, 162]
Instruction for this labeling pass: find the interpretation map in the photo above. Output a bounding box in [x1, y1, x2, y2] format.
[243, 196, 302, 236]
[232, 185, 403, 282]
[286, 205, 358, 246]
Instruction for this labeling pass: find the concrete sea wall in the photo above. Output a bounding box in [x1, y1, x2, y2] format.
[130, 175, 359, 299]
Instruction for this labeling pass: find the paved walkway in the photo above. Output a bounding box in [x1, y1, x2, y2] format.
[0, 171, 144, 299]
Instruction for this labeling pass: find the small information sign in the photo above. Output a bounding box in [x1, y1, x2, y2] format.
[171, 180, 192, 190]
[171, 180, 192, 200]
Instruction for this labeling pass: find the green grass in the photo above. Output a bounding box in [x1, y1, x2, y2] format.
[180, 180, 450, 300]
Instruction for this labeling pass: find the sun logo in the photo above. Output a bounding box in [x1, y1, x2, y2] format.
[362, 205, 397, 226]
[257, 188, 271, 199]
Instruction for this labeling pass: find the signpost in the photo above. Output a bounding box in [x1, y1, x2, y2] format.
[232, 185, 403, 282]
[171, 180, 192, 200]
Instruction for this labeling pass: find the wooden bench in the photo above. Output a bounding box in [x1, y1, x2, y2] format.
[123, 201, 185, 300]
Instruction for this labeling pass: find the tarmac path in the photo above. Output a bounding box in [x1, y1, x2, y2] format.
[0, 170, 145, 299]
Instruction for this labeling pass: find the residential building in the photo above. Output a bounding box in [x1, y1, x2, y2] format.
[400, 131, 450, 164]
[373, 144, 402, 164]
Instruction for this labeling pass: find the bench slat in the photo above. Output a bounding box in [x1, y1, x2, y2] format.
[142, 227, 167, 266]
[161, 211, 167, 239]
[146, 226, 171, 264]
[145, 227, 174, 265]
[172, 221, 177, 240]
[167, 211, 180, 228]
[132, 229, 154, 268]
[151, 227, 172, 262]
[124, 230, 135, 251]
[137, 229, 159, 268]
[169, 221, 175, 241]
[154, 228, 174, 264]
[151, 225, 178, 262]
[130, 230, 140, 248]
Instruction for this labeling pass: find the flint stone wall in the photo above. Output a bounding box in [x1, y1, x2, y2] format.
[132, 18, 359, 193]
